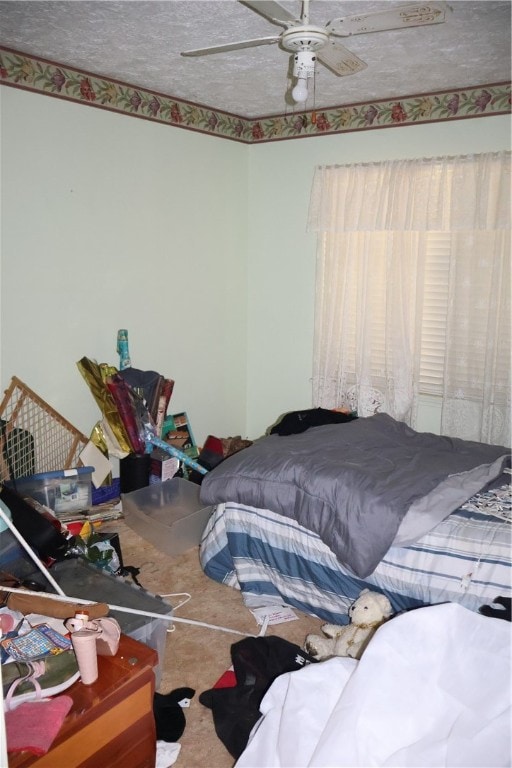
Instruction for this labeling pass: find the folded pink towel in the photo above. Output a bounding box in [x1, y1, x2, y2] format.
[6, 695, 73, 756]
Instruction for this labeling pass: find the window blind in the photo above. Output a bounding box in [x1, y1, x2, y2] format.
[419, 233, 451, 394]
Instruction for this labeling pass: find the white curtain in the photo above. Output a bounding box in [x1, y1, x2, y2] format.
[308, 152, 511, 446]
[441, 230, 510, 444]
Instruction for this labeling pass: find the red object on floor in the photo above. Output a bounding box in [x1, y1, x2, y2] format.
[65, 522, 84, 536]
[213, 666, 236, 689]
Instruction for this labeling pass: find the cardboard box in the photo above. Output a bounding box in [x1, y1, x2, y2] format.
[149, 449, 179, 484]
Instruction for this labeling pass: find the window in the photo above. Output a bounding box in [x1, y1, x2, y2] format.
[419, 233, 450, 394]
[309, 153, 511, 445]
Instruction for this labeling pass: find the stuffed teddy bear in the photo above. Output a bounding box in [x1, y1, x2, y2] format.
[304, 589, 393, 661]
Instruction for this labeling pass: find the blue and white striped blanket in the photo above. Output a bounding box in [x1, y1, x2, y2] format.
[200, 484, 512, 625]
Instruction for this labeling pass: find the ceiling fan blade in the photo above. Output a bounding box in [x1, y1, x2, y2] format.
[317, 41, 368, 77]
[327, 2, 450, 38]
[181, 36, 280, 57]
[239, 0, 299, 27]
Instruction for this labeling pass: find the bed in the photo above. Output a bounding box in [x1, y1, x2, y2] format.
[199, 413, 511, 625]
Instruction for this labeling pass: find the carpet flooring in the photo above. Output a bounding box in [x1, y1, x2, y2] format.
[102, 517, 323, 768]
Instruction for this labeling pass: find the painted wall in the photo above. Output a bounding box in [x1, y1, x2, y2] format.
[246, 116, 511, 437]
[0, 87, 248, 446]
[0, 84, 510, 448]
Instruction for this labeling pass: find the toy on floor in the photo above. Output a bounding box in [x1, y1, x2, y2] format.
[305, 589, 393, 660]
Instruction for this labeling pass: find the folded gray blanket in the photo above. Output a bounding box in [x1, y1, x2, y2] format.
[200, 414, 509, 577]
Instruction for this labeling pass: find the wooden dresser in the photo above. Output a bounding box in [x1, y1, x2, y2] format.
[8, 634, 158, 768]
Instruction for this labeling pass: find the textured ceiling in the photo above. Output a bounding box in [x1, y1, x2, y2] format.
[0, 0, 510, 118]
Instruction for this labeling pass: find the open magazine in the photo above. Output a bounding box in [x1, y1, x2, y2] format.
[1, 623, 72, 661]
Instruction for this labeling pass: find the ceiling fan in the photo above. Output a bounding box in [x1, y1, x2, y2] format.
[181, 1, 451, 105]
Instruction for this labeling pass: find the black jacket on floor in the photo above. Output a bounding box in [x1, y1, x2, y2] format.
[199, 635, 317, 759]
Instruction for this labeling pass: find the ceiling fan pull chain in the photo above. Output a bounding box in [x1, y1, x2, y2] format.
[311, 72, 317, 125]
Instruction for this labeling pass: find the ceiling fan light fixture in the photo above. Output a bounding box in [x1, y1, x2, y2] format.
[293, 49, 316, 77]
[292, 76, 309, 103]
[291, 49, 316, 103]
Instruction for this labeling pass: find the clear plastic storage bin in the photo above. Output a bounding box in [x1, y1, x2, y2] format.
[9, 467, 94, 514]
[48, 558, 173, 686]
[0, 534, 172, 686]
[122, 478, 213, 557]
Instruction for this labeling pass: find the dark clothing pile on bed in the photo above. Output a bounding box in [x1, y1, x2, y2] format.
[269, 407, 357, 436]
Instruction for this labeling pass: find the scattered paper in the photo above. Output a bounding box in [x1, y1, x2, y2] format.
[155, 741, 181, 767]
[250, 606, 298, 626]
[79, 441, 112, 488]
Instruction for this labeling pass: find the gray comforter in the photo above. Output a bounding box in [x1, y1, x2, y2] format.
[200, 414, 510, 577]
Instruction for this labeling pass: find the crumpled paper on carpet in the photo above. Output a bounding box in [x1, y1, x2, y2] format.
[155, 741, 181, 767]
[6, 695, 73, 755]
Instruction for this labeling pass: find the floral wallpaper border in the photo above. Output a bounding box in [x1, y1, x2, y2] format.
[1, 46, 510, 144]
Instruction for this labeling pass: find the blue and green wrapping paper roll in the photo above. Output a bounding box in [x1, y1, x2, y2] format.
[149, 436, 208, 475]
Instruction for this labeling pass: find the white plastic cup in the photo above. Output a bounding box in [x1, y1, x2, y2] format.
[66, 615, 91, 633]
[71, 629, 98, 685]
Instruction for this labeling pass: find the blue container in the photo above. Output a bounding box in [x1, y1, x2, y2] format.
[92, 477, 121, 506]
[8, 466, 94, 514]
